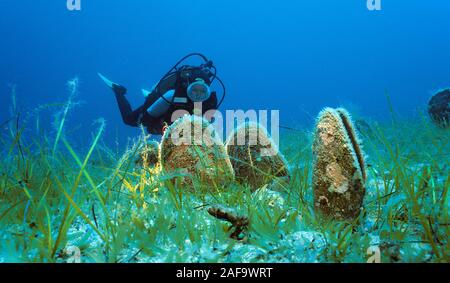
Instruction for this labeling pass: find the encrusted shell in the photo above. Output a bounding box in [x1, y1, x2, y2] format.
[160, 115, 234, 190]
[312, 107, 366, 220]
[226, 122, 290, 191]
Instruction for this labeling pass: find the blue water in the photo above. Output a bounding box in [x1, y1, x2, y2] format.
[1, 0, 449, 146]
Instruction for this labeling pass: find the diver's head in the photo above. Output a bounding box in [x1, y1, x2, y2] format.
[187, 78, 211, 102]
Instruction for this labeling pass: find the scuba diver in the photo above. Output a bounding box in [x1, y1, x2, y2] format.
[99, 53, 226, 135]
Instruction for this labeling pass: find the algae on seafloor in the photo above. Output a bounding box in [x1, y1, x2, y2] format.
[0, 85, 448, 263]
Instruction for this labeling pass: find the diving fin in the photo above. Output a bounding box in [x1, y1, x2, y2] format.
[98, 72, 127, 95]
[141, 89, 151, 97]
[142, 82, 159, 97]
[98, 72, 115, 89]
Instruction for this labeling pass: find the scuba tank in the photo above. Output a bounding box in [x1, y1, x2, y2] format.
[143, 88, 175, 118]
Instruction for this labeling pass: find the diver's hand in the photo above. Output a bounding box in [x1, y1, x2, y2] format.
[112, 84, 127, 95]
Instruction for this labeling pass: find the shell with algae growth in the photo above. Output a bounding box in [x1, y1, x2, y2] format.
[159, 115, 234, 190]
[226, 122, 290, 191]
[428, 88, 450, 128]
[312, 107, 366, 220]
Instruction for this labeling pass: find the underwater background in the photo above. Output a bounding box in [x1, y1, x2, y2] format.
[1, 0, 450, 146]
[0, 0, 449, 263]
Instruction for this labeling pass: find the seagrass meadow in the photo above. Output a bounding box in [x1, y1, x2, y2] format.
[0, 84, 448, 263]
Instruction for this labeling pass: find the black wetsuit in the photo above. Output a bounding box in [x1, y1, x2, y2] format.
[114, 72, 218, 135]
